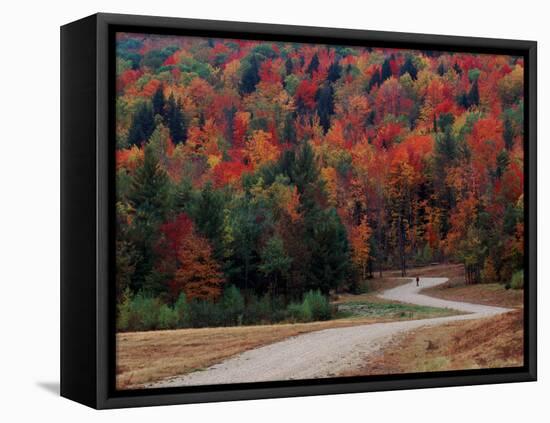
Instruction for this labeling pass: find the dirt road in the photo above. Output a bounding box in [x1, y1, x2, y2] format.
[148, 277, 511, 388]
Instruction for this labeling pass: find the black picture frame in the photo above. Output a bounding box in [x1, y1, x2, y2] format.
[61, 12, 537, 409]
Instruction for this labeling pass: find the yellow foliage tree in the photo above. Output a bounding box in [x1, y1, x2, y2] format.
[246, 130, 279, 168]
[350, 215, 372, 281]
[321, 166, 338, 207]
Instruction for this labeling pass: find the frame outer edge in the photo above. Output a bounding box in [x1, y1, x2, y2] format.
[528, 42, 537, 380]
[96, 12, 111, 409]
[79, 12, 537, 409]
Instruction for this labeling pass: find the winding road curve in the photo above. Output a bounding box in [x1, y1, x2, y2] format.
[149, 277, 511, 388]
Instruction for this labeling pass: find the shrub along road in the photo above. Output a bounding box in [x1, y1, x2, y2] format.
[148, 277, 511, 387]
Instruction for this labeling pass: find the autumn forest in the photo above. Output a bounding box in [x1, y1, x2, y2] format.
[115, 33, 525, 331]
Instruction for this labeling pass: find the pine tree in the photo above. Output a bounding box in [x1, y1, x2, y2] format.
[152, 84, 165, 117]
[316, 82, 335, 134]
[283, 112, 297, 144]
[127, 102, 155, 146]
[226, 199, 263, 292]
[240, 54, 261, 94]
[128, 144, 171, 292]
[467, 79, 480, 107]
[259, 235, 292, 297]
[453, 62, 462, 75]
[399, 57, 418, 80]
[367, 69, 382, 92]
[503, 117, 514, 150]
[285, 56, 293, 75]
[165, 93, 187, 144]
[129, 144, 170, 223]
[381, 57, 393, 81]
[189, 182, 226, 259]
[307, 208, 350, 295]
[495, 149, 510, 179]
[327, 60, 342, 82]
[458, 92, 469, 109]
[290, 141, 321, 198]
[223, 105, 237, 146]
[307, 53, 320, 76]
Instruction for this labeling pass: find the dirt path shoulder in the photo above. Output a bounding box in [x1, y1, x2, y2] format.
[147, 277, 511, 388]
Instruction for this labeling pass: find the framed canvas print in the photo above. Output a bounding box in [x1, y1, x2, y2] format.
[60, 13, 537, 409]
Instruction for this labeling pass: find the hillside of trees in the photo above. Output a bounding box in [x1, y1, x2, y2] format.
[115, 33, 525, 330]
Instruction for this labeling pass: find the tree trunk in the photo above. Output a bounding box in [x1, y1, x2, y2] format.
[377, 203, 383, 278]
[398, 216, 407, 277]
[244, 256, 249, 292]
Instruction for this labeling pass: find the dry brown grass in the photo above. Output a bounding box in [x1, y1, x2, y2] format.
[385, 262, 524, 308]
[117, 264, 520, 389]
[117, 316, 398, 390]
[341, 310, 524, 376]
[423, 283, 523, 308]
[117, 273, 419, 389]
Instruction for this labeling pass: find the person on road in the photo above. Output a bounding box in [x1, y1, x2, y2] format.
[416, 276, 420, 287]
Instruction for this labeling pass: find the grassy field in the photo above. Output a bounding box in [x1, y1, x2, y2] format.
[117, 264, 524, 389]
[418, 264, 524, 308]
[341, 309, 524, 376]
[117, 316, 402, 389]
[336, 301, 460, 320]
[117, 273, 454, 389]
[338, 264, 524, 376]
[422, 282, 524, 308]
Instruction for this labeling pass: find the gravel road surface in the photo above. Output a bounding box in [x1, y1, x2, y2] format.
[148, 277, 510, 387]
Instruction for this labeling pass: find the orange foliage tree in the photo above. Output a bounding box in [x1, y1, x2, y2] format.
[173, 231, 225, 302]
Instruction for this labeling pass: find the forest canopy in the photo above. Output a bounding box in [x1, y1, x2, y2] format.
[115, 32, 524, 331]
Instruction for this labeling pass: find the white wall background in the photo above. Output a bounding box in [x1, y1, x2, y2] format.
[0, 0, 546, 420]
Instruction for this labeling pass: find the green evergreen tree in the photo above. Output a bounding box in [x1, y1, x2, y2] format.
[127, 102, 155, 146]
[165, 93, 187, 144]
[307, 53, 320, 76]
[285, 56, 293, 75]
[457, 92, 469, 109]
[224, 105, 237, 146]
[316, 82, 335, 134]
[400, 57, 418, 80]
[503, 117, 514, 150]
[240, 54, 261, 94]
[381, 57, 393, 81]
[259, 235, 292, 297]
[290, 141, 321, 200]
[152, 84, 165, 117]
[453, 62, 463, 75]
[306, 208, 350, 295]
[367, 69, 382, 92]
[467, 79, 480, 107]
[495, 149, 510, 179]
[327, 60, 342, 82]
[127, 144, 171, 293]
[435, 125, 458, 164]
[437, 113, 455, 131]
[189, 182, 226, 258]
[433, 126, 458, 237]
[283, 112, 297, 144]
[226, 199, 264, 292]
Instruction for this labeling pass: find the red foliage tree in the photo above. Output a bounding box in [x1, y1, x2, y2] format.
[295, 79, 317, 111]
